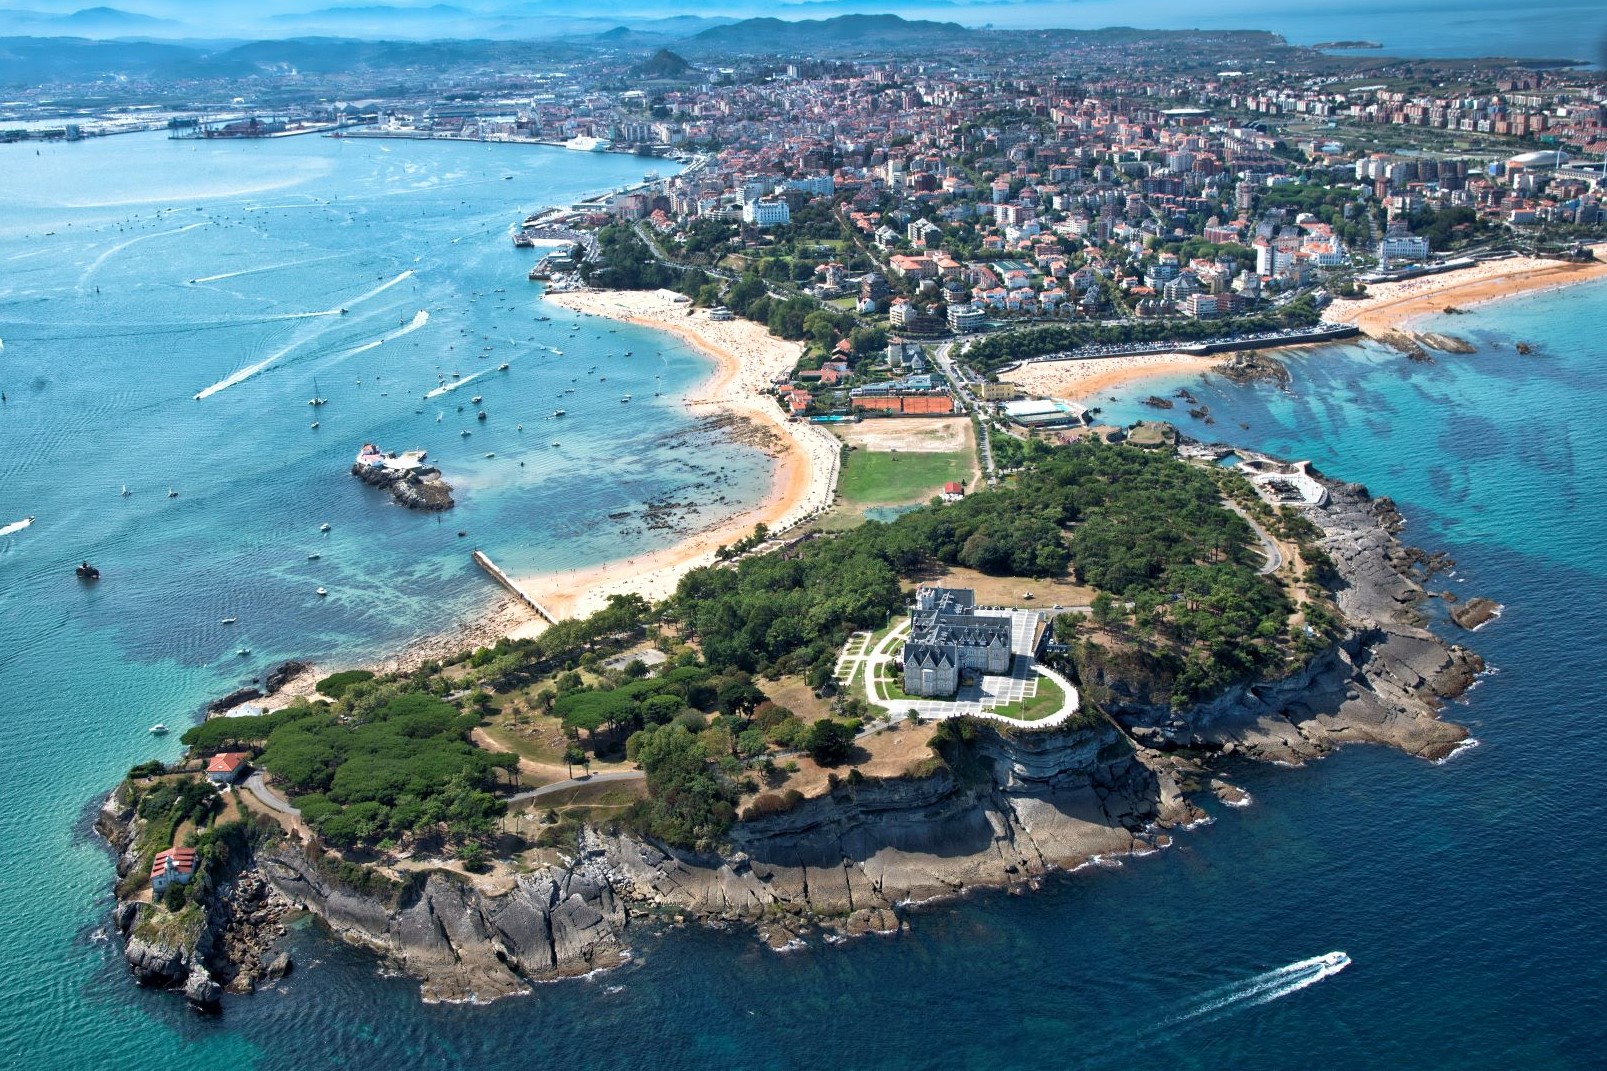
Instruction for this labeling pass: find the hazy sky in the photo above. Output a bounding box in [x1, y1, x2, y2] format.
[0, 0, 1601, 62]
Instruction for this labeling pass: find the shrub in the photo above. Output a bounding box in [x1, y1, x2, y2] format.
[316, 669, 376, 700]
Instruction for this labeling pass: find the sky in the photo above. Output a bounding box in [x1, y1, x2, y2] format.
[0, 0, 1601, 63]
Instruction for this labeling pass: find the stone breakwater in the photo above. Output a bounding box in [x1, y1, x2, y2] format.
[105, 458, 1484, 1006]
[351, 461, 455, 511]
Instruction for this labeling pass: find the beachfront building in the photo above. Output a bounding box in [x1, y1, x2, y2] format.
[901, 587, 1012, 698]
[1377, 221, 1431, 266]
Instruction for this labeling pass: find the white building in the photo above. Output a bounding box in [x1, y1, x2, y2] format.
[743, 199, 791, 228]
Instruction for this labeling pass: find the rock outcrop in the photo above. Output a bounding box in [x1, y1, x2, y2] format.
[98, 788, 290, 1013]
[255, 845, 626, 1004]
[351, 462, 454, 511]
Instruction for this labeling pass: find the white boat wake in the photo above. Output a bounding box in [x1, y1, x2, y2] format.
[80, 221, 210, 288]
[423, 365, 493, 398]
[0, 516, 33, 537]
[189, 253, 347, 285]
[193, 343, 298, 400]
[1173, 952, 1351, 1024]
[331, 268, 414, 314]
[329, 310, 429, 363]
[193, 271, 419, 399]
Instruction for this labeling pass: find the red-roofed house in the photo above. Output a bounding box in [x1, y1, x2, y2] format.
[150, 847, 197, 894]
[942, 481, 965, 502]
[205, 752, 251, 785]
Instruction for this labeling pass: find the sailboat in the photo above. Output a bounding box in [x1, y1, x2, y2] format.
[119, 484, 131, 497]
[308, 378, 327, 406]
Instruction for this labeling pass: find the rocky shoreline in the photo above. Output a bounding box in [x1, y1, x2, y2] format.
[351, 459, 455, 511]
[104, 455, 1486, 1008]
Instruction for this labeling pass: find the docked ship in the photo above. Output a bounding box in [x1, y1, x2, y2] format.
[563, 135, 610, 153]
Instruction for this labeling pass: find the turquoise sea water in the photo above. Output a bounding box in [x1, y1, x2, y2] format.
[6, 131, 1607, 1068]
[0, 132, 780, 1067]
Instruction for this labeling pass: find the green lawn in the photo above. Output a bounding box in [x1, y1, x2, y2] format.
[837, 450, 973, 506]
[988, 673, 1066, 721]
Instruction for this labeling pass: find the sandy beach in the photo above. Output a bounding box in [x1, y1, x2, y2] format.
[1000, 352, 1225, 405]
[508, 289, 840, 625]
[1324, 253, 1607, 335]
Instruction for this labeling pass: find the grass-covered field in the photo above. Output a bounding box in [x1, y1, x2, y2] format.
[989, 673, 1066, 721]
[836, 449, 974, 506]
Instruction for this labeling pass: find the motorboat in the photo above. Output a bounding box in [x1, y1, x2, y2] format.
[167, 488, 178, 498]
[310, 421, 320, 429]
[477, 410, 487, 421]
[149, 723, 169, 735]
[220, 617, 237, 625]
[498, 363, 510, 371]
[319, 523, 331, 533]
[471, 395, 482, 404]
[76, 561, 101, 580]
[552, 409, 566, 417]
[316, 587, 328, 597]
[461, 430, 471, 437]
[237, 647, 250, 657]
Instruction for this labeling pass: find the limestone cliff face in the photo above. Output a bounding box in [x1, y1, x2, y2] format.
[593, 719, 1180, 947]
[255, 844, 626, 1004]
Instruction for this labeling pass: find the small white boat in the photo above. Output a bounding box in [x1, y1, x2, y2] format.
[620, 395, 631, 403]
[119, 484, 131, 497]
[552, 409, 566, 417]
[220, 616, 237, 625]
[167, 488, 178, 498]
[316, 587, 328, 597]
[237, 647, 250, 657]
[551, 441, 560, 447]
[148, 723, 169, 735]
[319, 523, 331, 533]
[471, 395, 482, 404]
[498, 363, 510, 371]
[310, 421, 320, 429]
[307, 553, 320, 560]
[484, 452, 495, 458]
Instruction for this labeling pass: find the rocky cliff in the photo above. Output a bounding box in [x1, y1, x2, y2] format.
[98, 788, 292, 1013]
[107, 461, 1484, 1006]
[254, 844, 627, 1004]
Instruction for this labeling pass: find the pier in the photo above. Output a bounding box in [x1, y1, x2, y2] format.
[472, 550, 557, 624]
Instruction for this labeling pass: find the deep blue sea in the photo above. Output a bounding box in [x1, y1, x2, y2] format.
[5, 132, 1607, 1069]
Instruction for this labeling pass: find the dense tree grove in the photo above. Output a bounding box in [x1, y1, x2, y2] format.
[961, 297, 1323, 370]
[669, 441, 1291, 703]
[186, 692, 516, 851]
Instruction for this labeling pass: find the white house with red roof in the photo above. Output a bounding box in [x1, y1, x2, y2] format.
[205, 752, 251, 785]
[150, 847, 197, 894]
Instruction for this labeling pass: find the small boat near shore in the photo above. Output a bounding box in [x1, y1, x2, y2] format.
[148, 723, 168, 735]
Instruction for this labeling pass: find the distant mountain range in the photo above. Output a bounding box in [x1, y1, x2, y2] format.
[685, 13, 972, 53]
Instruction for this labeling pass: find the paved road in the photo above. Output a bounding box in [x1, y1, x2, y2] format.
[1227, 501, 1283, 576]
[508, 770, 645, 804]
[245, 771, 300, 816]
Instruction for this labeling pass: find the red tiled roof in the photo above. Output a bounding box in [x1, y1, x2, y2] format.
[944, 482, 964, 494]
[206, 752, 250, 774]
[153, 847, 197, 874]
